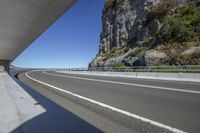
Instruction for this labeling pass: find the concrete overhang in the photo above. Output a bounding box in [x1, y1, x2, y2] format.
[0, 0, 76, 62]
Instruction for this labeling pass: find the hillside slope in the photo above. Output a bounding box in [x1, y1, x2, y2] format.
[90, 0, 200, 67]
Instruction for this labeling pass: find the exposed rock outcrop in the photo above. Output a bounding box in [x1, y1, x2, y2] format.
[99, 0, 162, 54]
[182, 46, 200, 56]
[90, 0, 200, 67]
[144, 50, 167, 66]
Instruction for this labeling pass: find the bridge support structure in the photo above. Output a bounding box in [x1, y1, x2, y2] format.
[0, 60, 10, 73]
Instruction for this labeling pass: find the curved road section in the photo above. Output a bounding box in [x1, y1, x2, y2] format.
[25, 70, 200, 133]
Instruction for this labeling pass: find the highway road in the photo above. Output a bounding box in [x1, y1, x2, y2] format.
[21, 70, 200, 133]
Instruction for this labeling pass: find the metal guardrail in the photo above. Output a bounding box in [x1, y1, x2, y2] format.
[46, 65, 200, 73]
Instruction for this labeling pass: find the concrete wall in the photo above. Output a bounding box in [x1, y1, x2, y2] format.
[57, 71, 200, 82]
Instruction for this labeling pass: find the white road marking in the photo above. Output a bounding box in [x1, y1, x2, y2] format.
[44, 71, 200, 94]
[26, 71, 187, 133]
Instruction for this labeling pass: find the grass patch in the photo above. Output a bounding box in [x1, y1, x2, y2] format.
[113, 63, 125, 68]
[130, 48, 147, 57]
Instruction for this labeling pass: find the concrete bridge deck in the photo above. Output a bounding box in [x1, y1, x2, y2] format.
[0, 72, 45, 133]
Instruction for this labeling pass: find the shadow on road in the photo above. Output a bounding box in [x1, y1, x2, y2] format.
[11, 71, 103, 133]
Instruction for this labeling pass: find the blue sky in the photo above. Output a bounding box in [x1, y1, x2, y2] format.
[12, 0, 106, 68]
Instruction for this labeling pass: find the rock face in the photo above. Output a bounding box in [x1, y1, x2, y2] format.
[99, 0, 161, 54]
[144, 50, 167, 66]
[90, 0, 200, 67]
[182, 46, 200, 56]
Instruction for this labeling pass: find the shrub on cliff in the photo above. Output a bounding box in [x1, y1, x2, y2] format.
[149, 2, 200, 47]
[145, 0, 178, 24]
[130, 48, 147, 57]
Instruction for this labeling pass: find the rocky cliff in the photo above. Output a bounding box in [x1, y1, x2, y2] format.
[99, 0, 162, 54]
[90, 0, 200, 67]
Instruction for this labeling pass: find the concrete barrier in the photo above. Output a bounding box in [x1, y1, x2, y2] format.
[57, 71, 200, 83]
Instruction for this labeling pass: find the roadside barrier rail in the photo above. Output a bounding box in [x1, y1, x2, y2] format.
[46, 65, 200, 73]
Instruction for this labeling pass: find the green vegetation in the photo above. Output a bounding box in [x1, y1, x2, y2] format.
[130, 48, 146, 57]
[145, 0, 178, 25]
[112, 64, 135, 72]
[168, 50, 200, 65]
[147, 2, 200, 48]
[103, 53, 112, 61]
[109, 65, 200, 73]
[102, 47, 128, 61]
[99, 1, 200, 68]
[147, 65, 200, 73]
[127, 39, 135, 47]
[113, 63, 125, 68]
[103, 48, 119, 60]
[138, 37, 153, 47]
[138, 2, 200, 65]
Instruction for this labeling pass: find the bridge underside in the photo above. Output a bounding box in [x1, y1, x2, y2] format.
[0, 60, 9, 73]
[0, 0, 76, 72]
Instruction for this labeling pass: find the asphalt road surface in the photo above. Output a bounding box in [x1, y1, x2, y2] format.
[24, 70, 200, 133]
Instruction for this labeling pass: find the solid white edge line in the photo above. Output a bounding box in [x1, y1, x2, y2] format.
[26, 71, 187, 133]
[44, 71, 200, 94]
